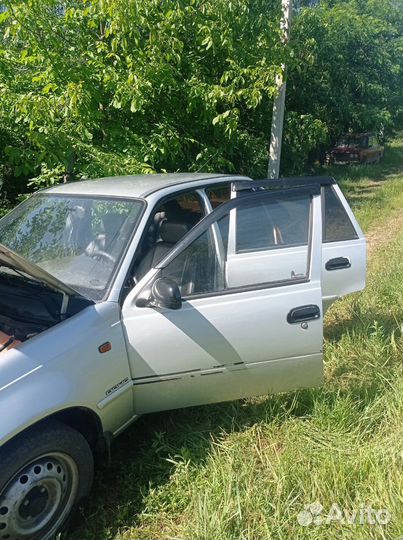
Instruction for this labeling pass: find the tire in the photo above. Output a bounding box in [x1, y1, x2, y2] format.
[0, 420, 94, 540]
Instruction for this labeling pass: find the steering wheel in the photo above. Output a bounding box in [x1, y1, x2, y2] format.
[90, 250, 116, 264]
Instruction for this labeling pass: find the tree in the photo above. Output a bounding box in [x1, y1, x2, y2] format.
[0, 0, 401, 199]
[282, 0, 403, 171]
[0, 0, 283, 196]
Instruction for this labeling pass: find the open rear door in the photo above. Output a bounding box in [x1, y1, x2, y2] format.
[232, 176, 366, 312]
[321, 183, 366, 310]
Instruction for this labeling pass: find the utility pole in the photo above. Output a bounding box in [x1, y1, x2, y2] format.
[267, 0, 292, 179]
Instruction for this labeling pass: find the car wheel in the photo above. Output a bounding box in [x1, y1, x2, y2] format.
[0, 420, 93, 540]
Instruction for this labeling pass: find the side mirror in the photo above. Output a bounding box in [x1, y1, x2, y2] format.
[147, 277, 182, 310]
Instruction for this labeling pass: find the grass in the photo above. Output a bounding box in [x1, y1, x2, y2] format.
[70, 139, 403, 540]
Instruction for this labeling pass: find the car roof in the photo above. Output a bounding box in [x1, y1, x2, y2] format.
[43, 173, 237, 199]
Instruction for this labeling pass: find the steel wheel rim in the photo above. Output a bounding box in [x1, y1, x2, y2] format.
[0, 452, 79, 540]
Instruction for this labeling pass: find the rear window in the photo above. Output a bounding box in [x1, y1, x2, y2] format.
[323, 186, 358, 242]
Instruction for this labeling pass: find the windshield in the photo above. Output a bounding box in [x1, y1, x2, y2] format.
[0, 194, 145, 301]
[336, 135, 362, 147]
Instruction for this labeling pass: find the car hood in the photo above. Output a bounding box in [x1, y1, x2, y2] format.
[0, 243, 81, 298]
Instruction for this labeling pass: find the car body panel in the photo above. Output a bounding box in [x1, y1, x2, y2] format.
[0, 302, 133, 446]
[322, 237, 366, 310]
[44, 173, 235, 199]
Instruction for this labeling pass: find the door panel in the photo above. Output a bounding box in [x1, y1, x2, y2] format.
[131, 354, 322, 414]
[321, 184, 366, 311]
[122, 188, 324, 414]
[322, 238, 366, 309]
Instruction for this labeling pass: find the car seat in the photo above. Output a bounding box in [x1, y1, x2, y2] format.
[85, 212, 126, 259]
[135, 220, 191, 281]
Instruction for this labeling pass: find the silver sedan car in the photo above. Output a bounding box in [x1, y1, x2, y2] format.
[0, 173, 366, 540]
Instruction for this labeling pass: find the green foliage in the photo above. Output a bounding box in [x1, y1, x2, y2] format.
[287, 0, 403, 160]
[0, 0, 282, 195]
[282, 112, 328, 173]
[0, 0, 401, 199]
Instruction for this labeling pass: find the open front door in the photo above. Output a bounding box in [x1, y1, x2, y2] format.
[122, 186, 324, 414]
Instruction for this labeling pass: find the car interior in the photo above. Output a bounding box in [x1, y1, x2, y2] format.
[64, 205, 129, 263]
[85, 212, 127, 262]
[133, 191, 205, 284]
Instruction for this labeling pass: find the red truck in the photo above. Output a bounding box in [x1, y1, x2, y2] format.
[327, 132, 384, 165]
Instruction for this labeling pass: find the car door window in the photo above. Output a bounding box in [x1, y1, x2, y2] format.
[159, 215, 228, 296]
[323, 185, 358, 242]
[158, 191, 313, 297]
[134, 190, 205, 282]
[205, 185, 231, 208]
[228, 193, 311, 288]
[235, 196, 310, 252]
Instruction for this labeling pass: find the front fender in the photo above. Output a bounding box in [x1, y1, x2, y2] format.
[0, 302, 133, 447]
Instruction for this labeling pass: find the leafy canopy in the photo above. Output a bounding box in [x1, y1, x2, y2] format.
[0, 0, 401, 196]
